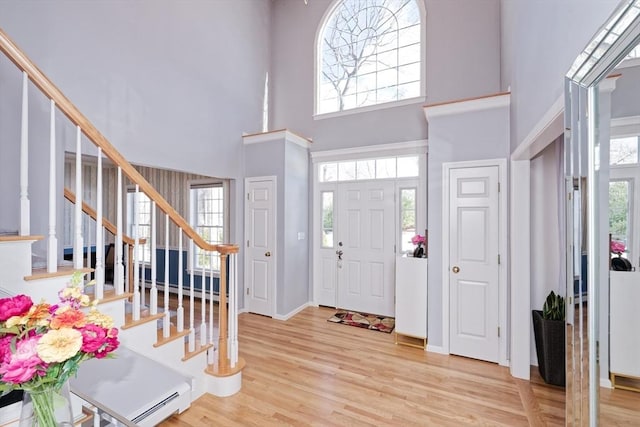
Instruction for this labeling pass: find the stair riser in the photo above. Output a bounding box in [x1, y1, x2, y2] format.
[0, 240, 35, 280]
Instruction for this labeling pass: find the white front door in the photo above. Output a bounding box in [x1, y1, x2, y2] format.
[449, 165, 500, 363]
[337, 181, 396, 317]
[244, 177, 276, 317]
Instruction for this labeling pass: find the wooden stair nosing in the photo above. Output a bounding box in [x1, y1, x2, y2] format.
[84, 290, 133, 305]
[121, 312, 164, 330]
[182, 342, 213, 362]
[205, 357, 246, 378]
[0, 234, 44, 242]
[154, 326, 189, 348]
[25, 266, 93, 281]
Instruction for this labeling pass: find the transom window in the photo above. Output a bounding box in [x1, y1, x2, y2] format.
[317, 0, 423, 115]
[319, 155, 419, 182]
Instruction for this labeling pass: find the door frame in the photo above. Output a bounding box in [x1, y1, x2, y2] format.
[311, 140, 428, 308]
[244, 175, 277, 317]
[442, 158, 507, 366]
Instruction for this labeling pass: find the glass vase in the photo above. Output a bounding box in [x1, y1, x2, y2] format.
[19, 382, 74, 427]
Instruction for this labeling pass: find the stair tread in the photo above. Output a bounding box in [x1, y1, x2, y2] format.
[121, 311, 164, 330]
[0, 234, 44, 242]
[25, 265, 92, 281]
[155, 325, 190, 348]
[84, 288, 132, 304]
[182, 341, 213, 362]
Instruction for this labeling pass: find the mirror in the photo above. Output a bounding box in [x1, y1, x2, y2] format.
[565, 1, 640, 425]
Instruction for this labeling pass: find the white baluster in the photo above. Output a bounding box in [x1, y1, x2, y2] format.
[208, 255, 215, 366]
[188, 239, 195, 352]
[150, 201, 157, 315]
[230, 252, 237, 367]
[163, 214, 170, 338]
[95, 148, 104, 299]
[73, 126, 83, 269]
[19, 71, 30, 236]
[177, 230, 184, 333]
[85, 216, 91, 271]
[115, 167, 124, 295]
[200, 263, 207, 347]
[47, 100, 58, 273]
[132, 186, 140, 321]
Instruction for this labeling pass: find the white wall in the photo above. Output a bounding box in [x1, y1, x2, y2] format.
[271, 0, 501, 151]
[500, 0, 619, 149]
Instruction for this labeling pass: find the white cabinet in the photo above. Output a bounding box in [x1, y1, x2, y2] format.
[395, 256, 428, 348]
[610, 270, 640, 389]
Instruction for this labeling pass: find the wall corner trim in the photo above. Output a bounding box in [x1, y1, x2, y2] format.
[243, 129, 312, 149]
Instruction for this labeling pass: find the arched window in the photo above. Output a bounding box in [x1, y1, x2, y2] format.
[317, 0, 424, 115]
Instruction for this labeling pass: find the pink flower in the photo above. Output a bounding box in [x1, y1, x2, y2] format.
[611, 240, 626, 254]
[411, 234, 426, 245]
[79, 324, 107, 353]
[0, 335, 44, 384]
[0, 295, 33, 321]
[0, 335, 13, 363]
[95, 329, 119, 359]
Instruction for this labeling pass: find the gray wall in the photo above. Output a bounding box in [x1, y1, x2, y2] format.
[271, 0, 501, 151]
[500, 0, 619, 150]
[612, 64, 640, 119]
[427, 103, 509, 347]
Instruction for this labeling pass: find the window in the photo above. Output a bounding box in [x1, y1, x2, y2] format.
[127, 189, 151, 263]
[317, 0, 423, 115]
[610, 136, 639, 165]
[321, 191, 334, 248]
[190, 182, 227, 271]
[609, 180, 632, 260]
[319, 155, 419, 182]
[399, 188, 416, 253]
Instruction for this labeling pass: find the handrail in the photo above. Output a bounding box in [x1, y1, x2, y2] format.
[0, 28, 237, 255]
[63, 187, 145, 247]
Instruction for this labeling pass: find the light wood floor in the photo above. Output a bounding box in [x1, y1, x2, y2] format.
[159, 305, 640, 426]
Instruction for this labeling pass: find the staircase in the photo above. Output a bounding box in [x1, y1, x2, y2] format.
[0, 28, 243, 424]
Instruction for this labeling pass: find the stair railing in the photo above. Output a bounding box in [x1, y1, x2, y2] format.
[0, 28, 241, 376]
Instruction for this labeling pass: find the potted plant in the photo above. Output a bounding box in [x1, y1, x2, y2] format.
[532, 291, 565, 386]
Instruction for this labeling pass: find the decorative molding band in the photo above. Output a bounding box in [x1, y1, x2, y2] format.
[511, 95, 564, 161]
[310, 139, 428, 161]
[273, 302, 312, 321]
[611, 115, 640, 137]
[423, 92, 510, 120]
[313, 96, 426, 121]
[243, 129, 312, 149]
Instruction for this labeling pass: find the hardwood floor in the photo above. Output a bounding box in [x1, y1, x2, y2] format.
[158, 305, 639, 426]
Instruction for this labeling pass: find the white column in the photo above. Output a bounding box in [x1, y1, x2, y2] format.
[150, 201, 158, 315]
[115, 167, 124, 295]
[176, 230, 184, 333]
[95, 148, 104, 299]
[47, 100, 57, 273]
[73, 126, 84, 269]
[19, 71, 30, 236]
[132, 185, 140, 321]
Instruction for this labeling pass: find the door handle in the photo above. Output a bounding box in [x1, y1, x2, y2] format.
[336, 249, 343, 260]
[452, 266, 460, 273]
[265, 251, 271, 257]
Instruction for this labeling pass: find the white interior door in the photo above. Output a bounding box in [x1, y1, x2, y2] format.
[337, 181, 396, 317]
[245, 177, 276, 317]
[449, 165, 500, 363]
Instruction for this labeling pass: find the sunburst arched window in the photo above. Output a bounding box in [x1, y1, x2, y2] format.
[317, 0, 424, 115]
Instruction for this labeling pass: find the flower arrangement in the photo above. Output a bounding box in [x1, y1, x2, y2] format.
[411, 234, 426, 246]
[0, 271, 119, 425]
[610, 240, 626, 255]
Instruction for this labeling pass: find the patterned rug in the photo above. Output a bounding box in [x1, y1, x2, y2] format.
[327, 310, 395, 333]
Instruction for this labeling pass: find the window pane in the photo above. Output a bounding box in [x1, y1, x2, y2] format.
[609, 180, 631, 259]
[400, 188, 417, 253]
[319, 163, 337, 182]
[191, 184, 225, 270]
[321, 191, 334, 248]
[610, 136, 638, 165]
[338, 161, 356, 181]
[376, 158, 396, 179]
[397, 156, 419, 177]
[356, 160, 375, 180]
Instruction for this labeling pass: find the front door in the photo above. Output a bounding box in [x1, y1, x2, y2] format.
[337, 180, 396, 317]
[244, 177, 276, 317]
[449, 165, 500, 363]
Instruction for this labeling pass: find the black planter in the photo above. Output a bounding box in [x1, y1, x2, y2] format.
[532, 310, 565, 386]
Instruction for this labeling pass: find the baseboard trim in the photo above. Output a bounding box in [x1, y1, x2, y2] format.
[600, 378, 613, 389]
[426, 344, 447, 354]
[273, 302, 312, 321]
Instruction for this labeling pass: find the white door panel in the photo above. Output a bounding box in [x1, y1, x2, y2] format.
[245, 178, 275, 316]
[449, 166, 500, 363]
[337, 181, 395, 317]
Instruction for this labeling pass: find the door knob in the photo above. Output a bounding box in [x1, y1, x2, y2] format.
[336, 249, 343, 260]
[452, 266, 460, 273]
[265, 251, 271, 257]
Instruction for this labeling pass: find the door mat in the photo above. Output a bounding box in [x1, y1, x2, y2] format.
[327, 310, 395, 333]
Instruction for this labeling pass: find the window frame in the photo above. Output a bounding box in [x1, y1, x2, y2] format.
[126, 187, 152, 264]
[314, 0, 427, 119]
[188, 179, 230, 273]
